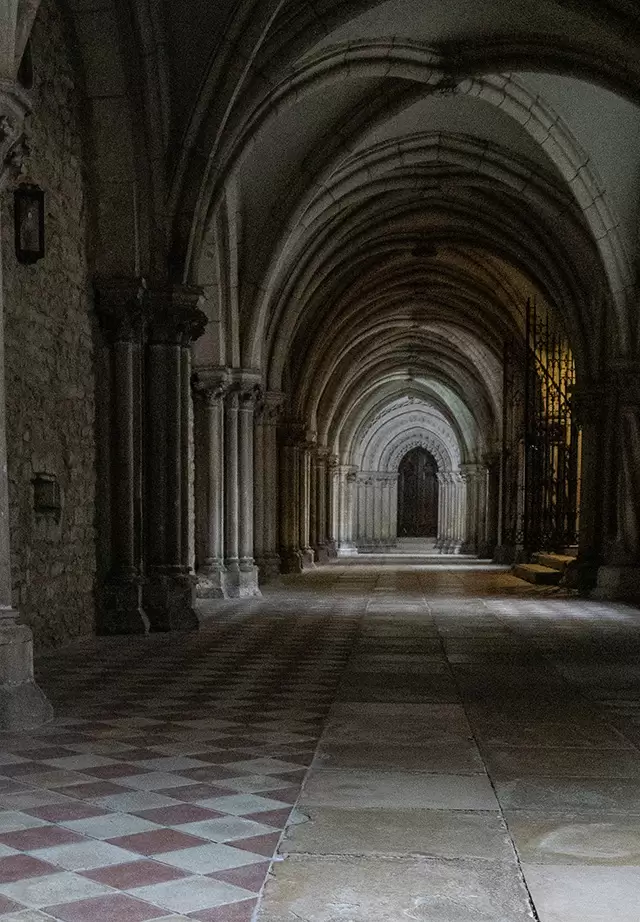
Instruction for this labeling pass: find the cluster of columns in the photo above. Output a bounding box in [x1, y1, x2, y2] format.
[434, 471, 467, 553]
[354, 473, 398, 550]
[192, 367, 261, 597]
[96, 279, 207, 633]
[0, 83, 52, 729]
[277, 424, 341, 571]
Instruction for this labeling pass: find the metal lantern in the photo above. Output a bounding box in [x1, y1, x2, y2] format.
[14, 184, 45, 264]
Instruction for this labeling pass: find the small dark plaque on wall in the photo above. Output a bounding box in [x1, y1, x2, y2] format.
[32, 473, 61, 515]
[14, 184, 45, 264]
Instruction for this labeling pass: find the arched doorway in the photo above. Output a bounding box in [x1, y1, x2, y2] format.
[397, 447, 439, 537]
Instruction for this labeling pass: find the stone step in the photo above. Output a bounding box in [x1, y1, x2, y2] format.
[513, 563, 562, 585]
[532, 552, 576, 573]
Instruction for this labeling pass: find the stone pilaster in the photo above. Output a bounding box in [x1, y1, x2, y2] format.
[95, 279, 148, 633]
[460, 463, 486, 555]
[144, 285, 206, 631]
[313, 447, 330, 562]
[0, 82, 52, 729]
[326, 455, 339, 556]
[298, 438, 315, 569]
[234, 379, 261, 596]
[595, 364, 640, 599]
[255, 392, 282, 580]
[278, 420, 304, 573]
[336, 466, 358, 556]
[192, 368, 229, 598]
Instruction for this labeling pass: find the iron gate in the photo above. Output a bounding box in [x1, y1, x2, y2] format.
[502, 299, 580, 556]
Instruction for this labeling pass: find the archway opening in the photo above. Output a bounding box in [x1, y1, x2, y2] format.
[397, 447, 439, 538]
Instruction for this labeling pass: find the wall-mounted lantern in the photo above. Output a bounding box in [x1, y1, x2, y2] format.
[32, 473, 61, 516]
[14, 184, 45, 265]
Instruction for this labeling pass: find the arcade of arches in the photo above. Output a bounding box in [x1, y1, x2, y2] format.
[2, 0, 640, 916]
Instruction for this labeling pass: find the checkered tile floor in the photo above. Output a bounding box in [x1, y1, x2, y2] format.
[0, 584, 362, 921]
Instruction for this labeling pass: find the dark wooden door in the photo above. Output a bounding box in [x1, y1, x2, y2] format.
[397, 447, 439, 537]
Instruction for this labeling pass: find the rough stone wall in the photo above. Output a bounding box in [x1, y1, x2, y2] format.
[2, 0, 96, 648]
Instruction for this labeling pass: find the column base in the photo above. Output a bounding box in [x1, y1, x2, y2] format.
[280, 549, 304, 574]
[256, 554, 281, 582]
[144, 571, 199, 632]
[222, 565, 261, 598]
[337, 543, 358, 557]
[196, 562, 227, 599]
[594, 565, 640, 601]
[301, 547, 316, 569]
[99, 577, 149, 635]
[0, 620, 53, 732]
[313, 545, 330, 564]
[326, 540, 338, 558]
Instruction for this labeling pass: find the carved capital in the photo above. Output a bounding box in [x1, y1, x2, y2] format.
[146, 284, 207, 346]
[191, 367, 230, 405]
[0, 82, 30, 189]
[239, 383, 262, 410]
[262, 391, 284, 424]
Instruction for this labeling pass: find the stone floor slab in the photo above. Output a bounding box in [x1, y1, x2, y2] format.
[299, 769, 499, 810]
[283, 807, 513, 859]
[258, 856, 534, 921]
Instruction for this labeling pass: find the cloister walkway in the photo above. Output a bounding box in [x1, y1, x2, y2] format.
[1, 567, 640, 921]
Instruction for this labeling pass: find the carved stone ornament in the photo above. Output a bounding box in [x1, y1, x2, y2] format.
[0, 82, 31, 189]
[146, 285, 207, 346]
[191, 368, 230, 404]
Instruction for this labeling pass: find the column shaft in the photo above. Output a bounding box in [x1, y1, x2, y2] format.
[193, 371, 227, 597]
[144, 286, 206, 631]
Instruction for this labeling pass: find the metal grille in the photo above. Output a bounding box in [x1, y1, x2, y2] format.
[502, 299, 580, 556]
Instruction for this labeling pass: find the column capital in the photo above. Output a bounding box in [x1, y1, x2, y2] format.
[327, 454, 340, 471]
[314, 446, 331, 462]
[191, 366, 230, 405]
[0, 81, 30, 189]
[259, 391, 284, 424]
[238, 383, 262, 409]
[95, 277, 147, 343]
[146, 284, 207, 345]
[460, 462, 485, 482]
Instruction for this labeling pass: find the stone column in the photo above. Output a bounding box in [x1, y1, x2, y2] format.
[390, 474, 399, 546]
[192, 368, 228, 597]
[0, 84, 52, 729]
[256, 393, 282, 579]
[595, 365, 640, 598]
[337, 467, 358, 555]
[299, 440, 315, 568]
[460, 463, 485, 555]
[144, 286, 206, 631]
[481, 453, 500, 558]
[566, 387, 605, 591]
[223, 386, 240, 578]
[279, 422, 304, 572]
[435, 472, 446, 552]
[236, 382, 261, 595]
[326, 455, 339, 556]
[314, 447, 329, 562]
[96, 280, 148, 633]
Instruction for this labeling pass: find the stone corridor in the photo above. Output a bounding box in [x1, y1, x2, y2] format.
[1, 567, 640, 920]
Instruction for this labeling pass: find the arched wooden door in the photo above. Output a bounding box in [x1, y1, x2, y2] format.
[397, 447, 439, 537]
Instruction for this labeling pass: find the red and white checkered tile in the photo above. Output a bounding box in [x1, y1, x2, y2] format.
[0, 602, 360, 920]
